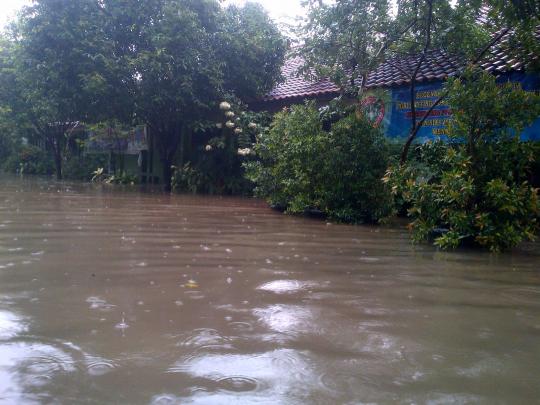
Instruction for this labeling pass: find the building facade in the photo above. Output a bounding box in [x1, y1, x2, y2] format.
[255, 29, 540, 142]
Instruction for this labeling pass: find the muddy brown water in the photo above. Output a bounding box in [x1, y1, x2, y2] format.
[0, 175, 539, 404]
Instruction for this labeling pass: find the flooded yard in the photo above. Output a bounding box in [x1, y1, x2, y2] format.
[0, 175, 539, 404]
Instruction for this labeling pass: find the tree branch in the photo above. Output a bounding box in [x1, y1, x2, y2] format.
[399, 26, 511, 164]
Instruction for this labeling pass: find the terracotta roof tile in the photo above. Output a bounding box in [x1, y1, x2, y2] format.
[263, 27, 539, 102]
[261, 57, 340, 101]
[364, 49, 465, 88]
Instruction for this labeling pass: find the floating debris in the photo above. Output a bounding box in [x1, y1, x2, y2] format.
[185, 279, 199, 289]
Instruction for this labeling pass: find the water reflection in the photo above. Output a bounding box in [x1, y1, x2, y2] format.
[168, 349, 313, 402]
[0, 311, 27, 340]
[0, 175, 539, 403]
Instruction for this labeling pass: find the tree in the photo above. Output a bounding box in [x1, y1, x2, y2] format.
[2, 0, 112, 179]
[99, 0, 287, 190]
[296, 0, 392, 97]
[384, 69, 540, 251]
[296, 0, 538, 164]
[0, 36, 22, 164]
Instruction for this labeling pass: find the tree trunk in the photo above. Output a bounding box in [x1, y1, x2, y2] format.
[152, 120, 182, 193]
[54, 150, 62, 180]
[162, 158, 172, 192]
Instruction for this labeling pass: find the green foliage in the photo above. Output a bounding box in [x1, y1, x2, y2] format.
[296, 0, 491, 96]
[63, 155, 108, 181]
[392, 0, 490, 56]
[0, 119, 18, 164]
[384, 70, 540, 251]
[245, 101, 393, 223]
[3, 145, 54, 175]
[172, 100, 269, 195]
[219, 3, 287, 99]
[0, 1, 286, 188]
[99, 0, 287, 189]
[91, 167, 138, 185]
[482, 1, 540, 71]
[171, 163, 205, 194]
[296, 0, 391, 93]
[0, 1, 112, 180]
[104, 172, 138, 185]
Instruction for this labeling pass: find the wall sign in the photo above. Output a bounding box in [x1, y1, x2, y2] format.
[360, 72, 540, 142]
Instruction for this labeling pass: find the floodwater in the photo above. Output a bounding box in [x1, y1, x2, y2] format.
[0, 176, 539, 404]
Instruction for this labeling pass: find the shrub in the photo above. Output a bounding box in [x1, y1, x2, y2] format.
[384, 69, 540, 251]
[63, 154, 108, 181]
[3, 144, 54, 175]
[0, 133, 16, 164]
[171, 101, 268, 195]
[245, 101, 393, 223]
[171, 163, 205, 193]
[91, 167, 138, 185]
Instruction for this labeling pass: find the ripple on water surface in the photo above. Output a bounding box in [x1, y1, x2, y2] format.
[256, 279, 318, 294]
[1, 176, 540, 404]
[166, 349, 313, 400]
[176, 328, 233, 352]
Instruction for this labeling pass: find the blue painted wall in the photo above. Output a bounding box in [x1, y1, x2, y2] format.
[363, 73, 540, 142]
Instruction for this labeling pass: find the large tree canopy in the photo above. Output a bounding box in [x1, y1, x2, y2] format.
[296, 0, 540, 94]
[296, 0, 393, 94]
[100, 0, 287, 189]
[296, 0, 494, 96]
[0, 0, 109, 178]
[0, 0, 287, 187]
[296, 0, 539, 163]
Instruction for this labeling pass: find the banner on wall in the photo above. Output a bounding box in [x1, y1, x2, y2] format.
[360, 72, 540, 142]
[359, 88, 393, 130]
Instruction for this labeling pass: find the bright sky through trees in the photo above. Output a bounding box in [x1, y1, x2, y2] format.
[0, 0, 306, 29]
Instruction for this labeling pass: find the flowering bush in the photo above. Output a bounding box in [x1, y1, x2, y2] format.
[173, 99, 269, 195]
[245, 101, 393, 223]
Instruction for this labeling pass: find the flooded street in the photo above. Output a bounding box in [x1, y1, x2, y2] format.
[0, 175, 539, 404]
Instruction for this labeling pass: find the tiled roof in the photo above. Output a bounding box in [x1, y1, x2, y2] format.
[264, 27, 540, 102]
[261, 57, 340, 101]
[364, 49, 464, 88]
[480, 26, 540, 73]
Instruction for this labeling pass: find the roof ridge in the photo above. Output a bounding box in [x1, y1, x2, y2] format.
[263, 27, 539, 101]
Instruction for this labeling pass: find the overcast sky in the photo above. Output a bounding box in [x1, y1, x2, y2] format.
[0, 0, 306, 30]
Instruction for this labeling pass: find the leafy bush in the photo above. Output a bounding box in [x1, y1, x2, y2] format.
[245, 101, 393, 223]
[171, 163, 205, 193]
[0, 133, 16, 164]
[105, 172, 138, 185]
[63, 154, 108, 181]
[91, 167, 138, 185]
[384, 69, 540, 251]
[171, 100, 268, 195]
[3, 145, 54, 175]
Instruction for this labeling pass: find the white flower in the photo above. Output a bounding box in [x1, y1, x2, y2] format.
[234, 128, 243, 134]
[237, 148, 252, 156]
[219, 101, 231, 111]
[205, 144, 212, 151]
[225, 121, 235, 128]
[216, 123, 223, 129]
[248, 122, 257, 129]
[225, 111, 235, 118]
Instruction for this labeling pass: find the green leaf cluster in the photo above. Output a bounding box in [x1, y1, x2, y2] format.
[0, 0, 287, 187]
[245, 101, 393, 223]
[384, 70, 540, 251]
